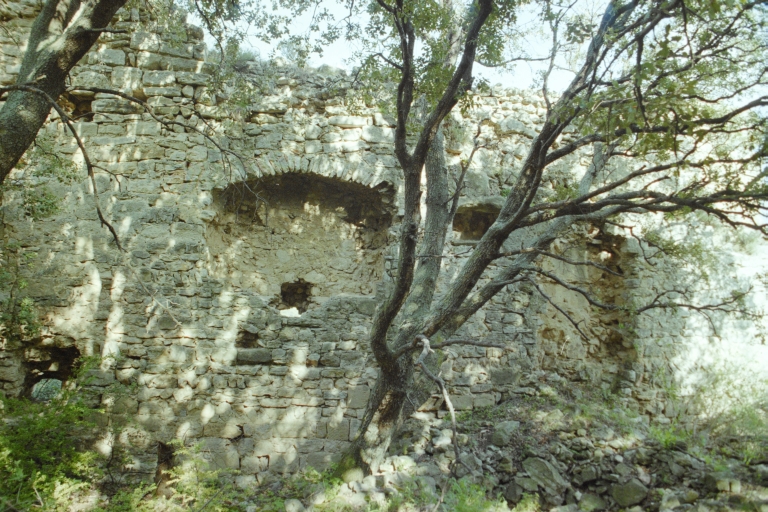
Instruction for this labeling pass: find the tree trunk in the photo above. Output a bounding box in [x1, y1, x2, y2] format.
[0, 0, 127, 182]
[336, 356, 413, 477]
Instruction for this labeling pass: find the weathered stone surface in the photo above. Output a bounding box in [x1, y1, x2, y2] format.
[523, 457, 569, 495]
[491, 420, 520, 446]
[361, 125, 394, 143]
[328, 115, 368, 128]
[490, 367, 520, 386]
[143, 71, 177, 86]
[579, 493, 607, 511]
[91, 98, 144, 114]
[611, 479, 648, 507]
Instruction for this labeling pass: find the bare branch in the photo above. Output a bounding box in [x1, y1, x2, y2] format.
[527, 277, 590, 341]
[531, 268, 620, 311]
[414, 335, 470, 477]
[2, 84, 122, 249]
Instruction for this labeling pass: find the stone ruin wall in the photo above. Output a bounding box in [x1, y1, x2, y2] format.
[0, 0, 735, 481]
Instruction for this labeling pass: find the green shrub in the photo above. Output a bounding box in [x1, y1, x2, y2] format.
[0, 362, 102, 510]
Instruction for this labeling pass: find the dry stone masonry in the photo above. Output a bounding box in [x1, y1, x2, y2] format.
[1, 0, 766, 485]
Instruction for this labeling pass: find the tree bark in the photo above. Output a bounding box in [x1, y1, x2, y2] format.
[0, 0, 127, 182]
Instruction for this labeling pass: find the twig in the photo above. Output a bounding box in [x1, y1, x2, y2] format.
[1, 84, 122, 249]
[83, 28, 128, 33]
[527, 277, 590, 340]
[193, 487, 223, 512]
[531, 268, 619, 311]
[125, 261, 183, 329]
[432, 478, 451, 512]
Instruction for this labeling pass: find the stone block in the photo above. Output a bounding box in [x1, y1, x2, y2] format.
[130, 32, 161, 51]
[0, 365, 23, 382]
[328, 115, 368, 128]
[136, 51, 163, 70]
[144, 86, 181, 97]
[326, 418, 350, 441]
[166, 57, 202, 72]
[610, 479, 648, 507]
[200, 438, 240, 469]
[237, 349, 272, 365]
[91, 48, 125, 66]
[451, 395, 474, 410]
[490, 367, 520, 387]
[347, 385, 370, 409]
[143, 70, 176, 86]
[176, 71, 208, 85]
[111, 67, 143, 92]
[240, 455, 269, 474]
[473, 394, 496, 408]
[131, 121, 161, 136]
[491, 420, 520, 446]
[362, 125, 395, 143]
[305, 140, 322, 154]
[73, 122, 98, 137]
[92, 98, 143, 114]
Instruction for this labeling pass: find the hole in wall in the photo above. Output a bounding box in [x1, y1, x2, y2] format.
[59, 92, 94, 121]
[453, 206, 500, 240]
[154, 441, 176, 498]
[274, 279, 313, 314]
[22, 345, 81, 398]
[236, 330, 260, 348]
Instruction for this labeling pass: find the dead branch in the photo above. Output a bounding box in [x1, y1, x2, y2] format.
[414, 334, 470, 478]
[536, 250, 624, 276]
[393, 335, 508, 360]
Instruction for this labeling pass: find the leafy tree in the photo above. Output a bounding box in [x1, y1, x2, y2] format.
[267, 0, 768, 475]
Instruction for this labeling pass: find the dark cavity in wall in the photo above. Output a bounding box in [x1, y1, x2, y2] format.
[23, 345, 81, 398]
[453, 205, 501, 240]
[60, 92, 93, 121]
[154, 442, 176, 498]
[277, 279, 313, 313]
[214, 173, 394, 243]
[236, 329, 260, 348]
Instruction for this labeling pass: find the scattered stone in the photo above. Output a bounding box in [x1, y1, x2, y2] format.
[578, 493, 607, 512]
[611, 479, 648, 507]
[491, 420, 520, 447]
[284, 499, 305, 512]
[523, 457, 569, 495]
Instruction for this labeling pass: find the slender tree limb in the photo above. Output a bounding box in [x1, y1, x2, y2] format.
[527, 277, 590, 341]
[414, 335, 470, 478]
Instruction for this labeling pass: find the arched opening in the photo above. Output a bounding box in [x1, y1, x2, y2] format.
[207, 173, 394, 301]
[23, 345, 81, 399]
